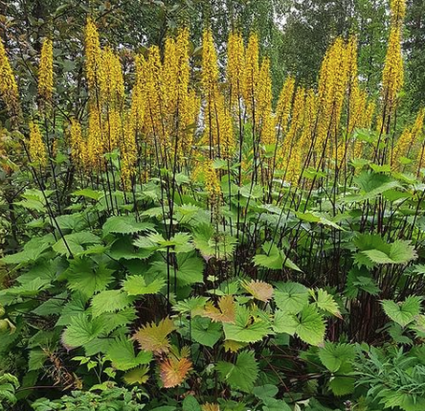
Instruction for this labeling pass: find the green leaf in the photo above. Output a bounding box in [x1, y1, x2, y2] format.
[253, 242, 283, 270]
[110, 236, 154, 260]
[66, 259, 114, 298]
[106, 336, 152, 371]
[216, 351, 259, 392]
[72, 188, 102, 200]
[149, 253, 204, 287]
[312, 289, 342, 318]
[382, 296, 422, 327]
[253, 384, 278, 401]
[329, 376, 355, 396]
[28, 349, 49, 371]
[273, 310, 298, 335]
[91, 290, 135, 318]
[122, 275, 165, 296]
[52, 232, 102, 256]
[103, 216, 155, 236]
[191, 317, 222, 347]
[262, 398, 292, 411]
[360, 240, 417, 266]
[223, 305, 271, 343]
[1, 234, 55, 265]
[62, 314, 106, 349]
[1, 277, 53, 298]
[379, 391, 425, 411]
[100, 307, 137, 334]
[123, 365, 150, 385]
[32, 292, 67, 316]
[295, 305, 326, 346]
[182, 395, 201, 411]
[193, 224, 237, 260]
[319, 343, 356, 372]
[353, 171, 402, 201]
[274, 282, 309, 314]
[173, 297, 209, 317]
[55, 213, 87, 231]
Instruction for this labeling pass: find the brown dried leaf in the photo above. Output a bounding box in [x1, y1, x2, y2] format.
[203, 295, 236, 324]
[132, 317, 175, 355]
[159, 357, 192, 388]
[243, 280, 274, 302]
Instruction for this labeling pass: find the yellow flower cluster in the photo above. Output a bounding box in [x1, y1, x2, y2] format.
[28, 121, 47, 166]
[276, 76, 295, 137]
[87, 106, 103, 167]
[256, 58, 274, 146]
[204, 161, 222, 199]
[382, 26, 403, 114]
[201, 29, 234, 158]
[0, 39, 21, 117]
[393, 109, 424, 170]
[38, 38, 54, 102]
[391, 0, 406, 27]
[227, 31, 245, 106]
[69, 118, 86, 167]
[201, 29, 219, 98]
[315, 37, 355, 168]
[84, 18, 102, 96]
[101, 46, 124, 105]
[382, 0, 405, 118]
[243, 34, 259, 114]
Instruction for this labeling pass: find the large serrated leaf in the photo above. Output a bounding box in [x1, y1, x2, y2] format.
[216, 351, 258, 392]
[91, 290, 135, 317]
[62, 314, 106, 349]
[295, 305, 326, 346]
[382, 296, 422, 327]
[106, 336, 152, 371]
[274, 282, 309, 314]
[103, 216, 155, 236]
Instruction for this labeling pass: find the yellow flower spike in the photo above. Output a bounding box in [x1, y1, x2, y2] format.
[38, 38, 54, 102]
[201, 29, 219, 98]
[227, 31, 245, 106]
[84, 17, 103, 97]
[143, 46, 165, 143]
[315, 37, 350, 161]
[296, 88, 318, 162]
[131, 55, 146, 132]
[362, 100, 376, 130]
[0, 38, 21, 117]
[87, 105, 103, 167]
[243, 33, 259, 113]
[280, 87, 306, 180]
[382, 26, 404, 114]
[276, 76, 295, 136]
[347, 36, 363, 135]
[391, 0, 406, 27]
[392, 127, 412, 168]
[394, 109, 424, 169]
[204, 161, 221, 199]
[101, 47, 125, 106]
[410, 108, 425, 142]
[255, 57, 272, 125]
[105, 108, 122, 152]
[283, 86, 306, 153]
[69, 118, 85, 167]
[28, 121, 47, 166]
[217, 93, 235, 158]
[120, 115, 137, 190]
[175, 27, 192, 143]
[163, 37, 178, 114]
